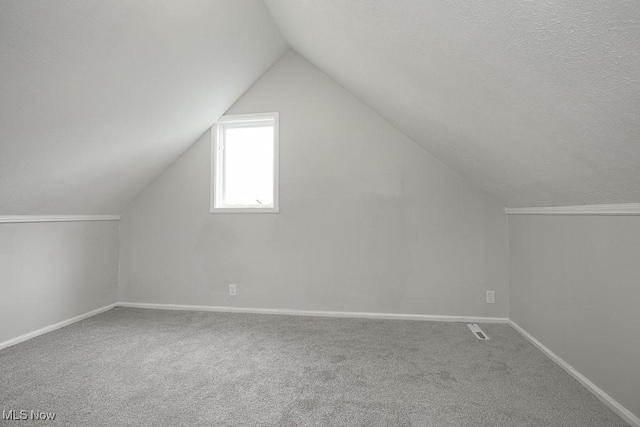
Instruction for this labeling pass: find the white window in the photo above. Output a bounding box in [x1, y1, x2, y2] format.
[211, 112, 279, 213]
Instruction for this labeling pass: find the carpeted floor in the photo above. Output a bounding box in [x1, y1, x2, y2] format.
[0, 308, 628, 426]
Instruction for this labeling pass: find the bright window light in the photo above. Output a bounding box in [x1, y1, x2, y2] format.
[211, 113, 279, 213]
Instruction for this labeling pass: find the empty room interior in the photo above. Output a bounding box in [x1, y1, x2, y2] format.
[1, 1, 639, 426]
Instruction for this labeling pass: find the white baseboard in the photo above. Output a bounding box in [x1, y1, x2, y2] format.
[0, 302, 506, 352]
[117, 301, 508, 323]
[0, 303, 118, 351]
[509, 320, 640, 427]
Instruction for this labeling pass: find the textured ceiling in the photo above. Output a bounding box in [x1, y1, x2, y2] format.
[0, 0, 287, 214]
[266, 0, 640, 207]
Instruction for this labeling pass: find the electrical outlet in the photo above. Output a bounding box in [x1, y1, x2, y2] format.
[486, 290, 495, 304]
[229, 284, 237, 296]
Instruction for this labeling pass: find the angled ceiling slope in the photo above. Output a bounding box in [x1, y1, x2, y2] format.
[266, 0, 640, 207]
[0, 0, 287, 215]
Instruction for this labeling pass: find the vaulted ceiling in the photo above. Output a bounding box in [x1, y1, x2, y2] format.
[0, 0, 287, 214]
[2, 1, 639, 213]
[266, 0, 640, 207]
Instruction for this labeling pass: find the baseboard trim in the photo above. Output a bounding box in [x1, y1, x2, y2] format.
[0, 302, 506, 352]
[505, 203, 640, 216]
[509, 320, 640, 427]
[0, 303, 118, 351]
[117, 302, 508, 323]
[0, 215, 121, 224]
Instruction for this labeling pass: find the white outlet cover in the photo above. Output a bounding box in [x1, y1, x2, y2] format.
[486, 290, 495, 304]
[229, 284, 237, 296]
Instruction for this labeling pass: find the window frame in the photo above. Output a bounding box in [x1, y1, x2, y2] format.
[210, 112, 280, 213]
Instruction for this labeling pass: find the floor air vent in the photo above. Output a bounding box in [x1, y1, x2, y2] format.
[467, 324, 490, 340]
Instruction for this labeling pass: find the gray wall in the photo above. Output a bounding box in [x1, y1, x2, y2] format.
[0, 221, 119, 343]
[119, 51, 509, 317]
[509, 215, 640, 418]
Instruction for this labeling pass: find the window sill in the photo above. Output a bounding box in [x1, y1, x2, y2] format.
[210, 207, 280, 214]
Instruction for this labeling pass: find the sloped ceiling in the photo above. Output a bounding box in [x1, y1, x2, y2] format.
[266, 0, 640, 207]
[0, 0, 287, 215]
